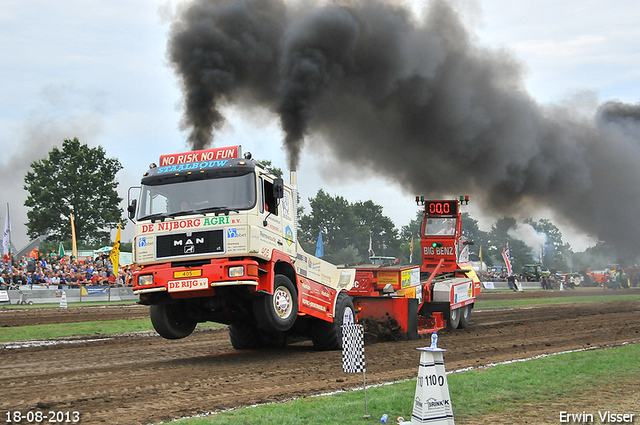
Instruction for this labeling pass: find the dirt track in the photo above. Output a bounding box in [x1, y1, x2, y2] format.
[1, 288, 640, 424]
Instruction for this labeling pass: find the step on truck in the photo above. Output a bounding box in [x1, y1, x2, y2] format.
[347, 197, 482, 338]
[128, 145, 357, 350]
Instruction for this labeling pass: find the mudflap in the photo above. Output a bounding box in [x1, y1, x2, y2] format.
[352, 297, 419, 340]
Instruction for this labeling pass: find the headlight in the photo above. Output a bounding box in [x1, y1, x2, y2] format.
[138, 274, 154, 286]
[228, 266, 244, 278]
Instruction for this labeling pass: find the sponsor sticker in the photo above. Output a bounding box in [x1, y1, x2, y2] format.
[167, 277, 209, 292]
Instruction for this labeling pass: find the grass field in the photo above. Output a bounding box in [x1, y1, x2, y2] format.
[475, 292, 640, 309]
[171, 343, 640, 424]
[0, 319, 221, 342]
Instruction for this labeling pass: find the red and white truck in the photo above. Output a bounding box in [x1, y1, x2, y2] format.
[128, 145, 356, 350]
[128, 146, 480, 349]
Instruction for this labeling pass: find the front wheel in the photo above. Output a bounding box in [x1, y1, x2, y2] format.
[311, 292, 355, 351]
[150, 303, 197, 340]
[254, 275, 298, 332]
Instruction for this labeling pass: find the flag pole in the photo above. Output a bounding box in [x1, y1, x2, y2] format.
[70, 213, 78, 259]
[3, 203, 12, 265]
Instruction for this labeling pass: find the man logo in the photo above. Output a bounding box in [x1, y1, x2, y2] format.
[185, 245, 195, 254]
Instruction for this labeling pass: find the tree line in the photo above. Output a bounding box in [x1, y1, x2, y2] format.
[298, 190, 619, 273]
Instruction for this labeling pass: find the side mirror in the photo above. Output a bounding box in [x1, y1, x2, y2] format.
[127, 186, 141, 223]
[128, 199, 137, 221]
[273, 178, 284, 199]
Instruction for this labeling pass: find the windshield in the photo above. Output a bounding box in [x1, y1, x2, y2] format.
[424, 218, 457, 236]
[137, 173, 256, 220]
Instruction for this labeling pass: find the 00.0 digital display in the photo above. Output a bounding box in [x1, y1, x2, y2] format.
[425, 201, 458, 215]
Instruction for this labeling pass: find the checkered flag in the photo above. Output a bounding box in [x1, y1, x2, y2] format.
[342, 324, 365, 373]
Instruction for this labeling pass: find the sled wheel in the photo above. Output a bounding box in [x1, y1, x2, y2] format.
[27, 301, 34, 305]
[229, 321, 263, 350]
[254, 275, 298, 332]
[448, 307, 461, 330]
[311, 292, 355, 351]
[458, 305, 471, 329]
[150, 303, 196, 340]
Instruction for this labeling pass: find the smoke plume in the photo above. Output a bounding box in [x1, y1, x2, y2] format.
[508, 224, 547, 260]
[168, 0, 640, 260]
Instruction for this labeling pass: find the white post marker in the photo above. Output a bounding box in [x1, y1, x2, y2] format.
[411, 332, 454, 425]
[59, 292, 67, 309]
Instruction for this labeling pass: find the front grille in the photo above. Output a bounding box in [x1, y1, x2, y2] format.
[156, 229, 224, 259]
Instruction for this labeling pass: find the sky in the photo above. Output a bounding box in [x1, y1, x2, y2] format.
[1, 0, 639, 254]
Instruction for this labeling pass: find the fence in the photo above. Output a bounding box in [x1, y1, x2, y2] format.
[1, 285, 138, 305]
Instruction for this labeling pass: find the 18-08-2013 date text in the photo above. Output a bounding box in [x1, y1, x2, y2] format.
[4, 410, 80, 423]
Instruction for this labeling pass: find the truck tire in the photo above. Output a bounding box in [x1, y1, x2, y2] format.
[458, 305, 471, 329]
[254, 274, 298, 332]
[229, 321, 263, 349]
[448, 307, 460, 330]
[311, 292, 355, 351]
[150, 303, 197, 340]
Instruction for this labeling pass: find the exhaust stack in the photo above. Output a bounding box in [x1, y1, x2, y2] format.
[290, 170, 298, 243]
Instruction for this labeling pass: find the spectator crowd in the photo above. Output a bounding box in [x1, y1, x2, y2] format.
[0, 249, 133, 289]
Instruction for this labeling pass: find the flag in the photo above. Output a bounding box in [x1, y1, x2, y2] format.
[315, 231, 324, 258]
[70, 213, 78, 259]
[109, 222, 121, 279]
[368, 234, 374, 257]
[502, 243, 512, 275]
[58, 242, 65, 258]
[409, 234, 414, 264]
[342, 324, 365, 373]
[2, 203, 10, 257]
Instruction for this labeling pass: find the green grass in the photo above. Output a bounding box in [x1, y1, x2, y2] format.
[0, 300, 138, 309]
[173, 344, 640, 424]
[0, 319, 222, 342]
[0, 319, 155, 342]
[475, 293, 640, 309]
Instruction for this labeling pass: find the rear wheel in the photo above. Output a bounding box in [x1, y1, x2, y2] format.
[448, 307, 460, 330]
[229, 321, 263, 350]
[311, 292, 355, 351]
[458, 305, 471, 329]
[254, 275, 298, 332]
[229, 322, 288, 349]
[150, 303, 197, 340]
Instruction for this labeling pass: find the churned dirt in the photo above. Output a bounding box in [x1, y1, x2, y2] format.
[1, 288, 639, 425]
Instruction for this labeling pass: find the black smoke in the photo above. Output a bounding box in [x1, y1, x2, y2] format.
[167, 0, 640, 260]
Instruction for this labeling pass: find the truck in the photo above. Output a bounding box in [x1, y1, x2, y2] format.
[128, 145, 356, 350]
[128, 145, 481, 349]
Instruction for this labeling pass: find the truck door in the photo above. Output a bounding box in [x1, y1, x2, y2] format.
[260, 177, 285, 252]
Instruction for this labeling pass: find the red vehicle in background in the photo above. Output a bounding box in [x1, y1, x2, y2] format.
[347, 197, 481, 339]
